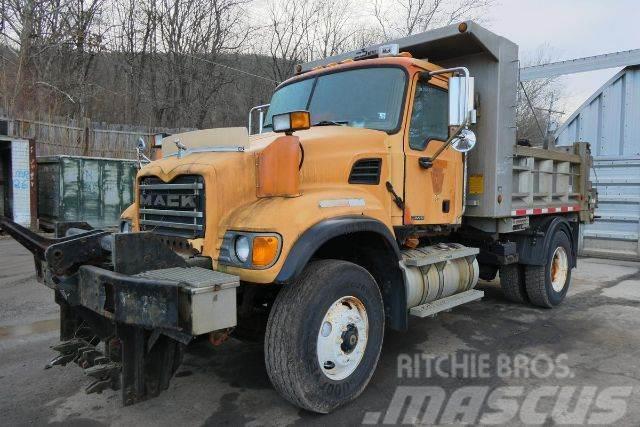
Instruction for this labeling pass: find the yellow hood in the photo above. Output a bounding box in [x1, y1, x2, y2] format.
[134, 126, 391, 260]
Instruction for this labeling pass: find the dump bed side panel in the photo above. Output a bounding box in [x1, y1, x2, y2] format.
[436, 44, 518, 218]
[510, 143, 591, 217]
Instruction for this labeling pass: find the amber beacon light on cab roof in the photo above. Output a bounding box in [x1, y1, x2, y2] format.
[0, 21, 595, 413]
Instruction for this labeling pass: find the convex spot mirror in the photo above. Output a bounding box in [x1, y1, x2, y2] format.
[451, 129, 476, 153]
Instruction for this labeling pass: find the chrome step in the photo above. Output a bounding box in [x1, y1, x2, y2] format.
[410, 289, 484, 318]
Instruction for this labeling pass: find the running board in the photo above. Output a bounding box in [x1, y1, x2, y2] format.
[410, 289, 485, 318]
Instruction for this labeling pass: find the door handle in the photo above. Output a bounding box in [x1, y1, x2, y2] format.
[418, 157, 433, 170]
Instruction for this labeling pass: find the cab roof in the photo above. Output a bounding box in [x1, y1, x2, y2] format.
[278, 55, 441, 90]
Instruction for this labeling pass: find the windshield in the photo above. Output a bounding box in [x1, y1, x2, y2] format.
[263, 67, 407, 132]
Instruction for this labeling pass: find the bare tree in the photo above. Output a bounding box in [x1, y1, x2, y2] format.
[110, 0, 155, 124]
[1, 0, 52, 114]
[1, 0, 109, 117]
[148, 0, 251, 127]
[372, 0, 493, 39]
[311, 0, 359, 59]
[263, 0, 322, 82]
[517, 46, 566, 147]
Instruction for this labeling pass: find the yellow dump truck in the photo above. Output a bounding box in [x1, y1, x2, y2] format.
[0, 22, 595, 413]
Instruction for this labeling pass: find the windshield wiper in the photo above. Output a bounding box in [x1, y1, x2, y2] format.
[313, 120, 348, 127]
[262, 123, 273, 130]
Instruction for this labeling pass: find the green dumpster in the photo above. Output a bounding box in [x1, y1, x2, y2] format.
[37, 155, 138, 230]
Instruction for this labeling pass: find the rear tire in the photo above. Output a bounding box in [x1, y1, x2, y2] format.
[499, 264, 528, 303]
[264, 260, 384, 413]
[525, 230, 573, 308]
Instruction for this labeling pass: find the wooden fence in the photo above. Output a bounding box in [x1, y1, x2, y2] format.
[6, 115, 192, 159]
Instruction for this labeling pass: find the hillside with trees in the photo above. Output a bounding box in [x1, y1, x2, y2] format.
[1, 0, 560, 144]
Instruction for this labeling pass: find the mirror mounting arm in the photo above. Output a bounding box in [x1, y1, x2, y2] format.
[425, 121, 467, 163]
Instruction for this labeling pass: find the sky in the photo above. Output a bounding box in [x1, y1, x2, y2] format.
[484, 0, 640, 119]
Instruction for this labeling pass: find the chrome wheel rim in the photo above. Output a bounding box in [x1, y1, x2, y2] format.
[317, 295, 368, 380]
[551, 246, 569, 292]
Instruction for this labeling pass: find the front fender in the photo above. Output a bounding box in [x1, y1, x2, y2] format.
[273, 215, 408, 331]
[216, 188, 393, 284]
[274, 215, 400, 283]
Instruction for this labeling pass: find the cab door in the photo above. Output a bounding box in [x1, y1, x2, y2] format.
[403, 73, 463, 225]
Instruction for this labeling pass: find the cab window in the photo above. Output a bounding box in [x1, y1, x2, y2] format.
[408, 80, 449, 150]
[263, 67, 407, 133]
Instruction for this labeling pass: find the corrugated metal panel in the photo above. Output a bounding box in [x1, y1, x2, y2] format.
[579, 158, 640, 260]
[555, 66, 640, 260]
[556, 67, 640, 156]
[37, 155, 137, 229]
[37, 161, 60, 223]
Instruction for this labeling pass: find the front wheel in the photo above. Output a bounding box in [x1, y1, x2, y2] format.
[525, 230, 573, 308]
[264, 260, 384, 413]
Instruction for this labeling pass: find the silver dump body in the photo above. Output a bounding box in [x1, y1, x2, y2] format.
[302, 22, 593, 228]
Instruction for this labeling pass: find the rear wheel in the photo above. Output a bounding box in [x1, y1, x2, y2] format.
[525, 230, 573, 308]
[499, 264, 528, 303]
[264, 260, 384, 413]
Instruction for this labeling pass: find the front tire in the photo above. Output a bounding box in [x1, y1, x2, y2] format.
[264, 260, 384, 413]
[525, 230, 573, 308]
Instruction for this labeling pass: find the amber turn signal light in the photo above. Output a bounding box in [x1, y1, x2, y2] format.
[272, 111, 311, 134]
[252, 235, 280, 267]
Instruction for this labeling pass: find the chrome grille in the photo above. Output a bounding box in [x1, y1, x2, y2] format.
[138, 175, 205, 238]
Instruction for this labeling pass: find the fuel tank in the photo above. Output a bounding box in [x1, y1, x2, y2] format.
[401, 243, 480, 309]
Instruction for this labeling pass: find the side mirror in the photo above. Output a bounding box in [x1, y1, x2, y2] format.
[451, 129, 476, 153]
[136, 137, 150, 168]
[448, 76, 475, 126]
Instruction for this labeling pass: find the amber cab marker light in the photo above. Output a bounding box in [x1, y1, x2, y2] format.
[252, 236, 280, 267]
[272, 111, 311, 134]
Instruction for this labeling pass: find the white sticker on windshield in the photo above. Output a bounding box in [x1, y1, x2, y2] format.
[378, 112, 387, 120]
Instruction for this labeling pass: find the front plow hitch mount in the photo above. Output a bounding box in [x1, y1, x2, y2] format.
[0, 217, 110, 278]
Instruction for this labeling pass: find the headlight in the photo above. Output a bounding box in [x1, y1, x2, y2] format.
[220, 231, 282, 269]
[120, 220, 132, 233]
[234, 235, 251, 262]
